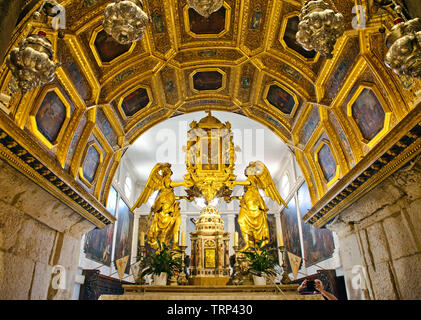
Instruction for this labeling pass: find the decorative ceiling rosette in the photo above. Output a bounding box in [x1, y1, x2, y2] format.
[103, 0, 149, 45]
[187, 0, 224, 18]
[296, 0, 345, 59]
[6, 32, 59, 93]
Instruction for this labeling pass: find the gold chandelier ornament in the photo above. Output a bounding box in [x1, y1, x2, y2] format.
[187, 0, 224, 18]
[6, 32, 59, 93]
[103, 0, 149, 45]
[296, 0, 345, 59]
[384, 17, 421, 79]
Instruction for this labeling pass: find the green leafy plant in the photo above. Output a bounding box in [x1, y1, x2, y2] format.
[243, 241, 279, 278]
[140, 241, 182, 278]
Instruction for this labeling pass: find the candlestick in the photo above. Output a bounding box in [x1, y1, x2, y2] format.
[140, 231, 145, 247]
[278, 232, 284, 247]
[234, 232, 238, 247]
[181, 231, 186, 246]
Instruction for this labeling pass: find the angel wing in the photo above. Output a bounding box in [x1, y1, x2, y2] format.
[246, 161, 288, 208]
[130, 163, 171, 211]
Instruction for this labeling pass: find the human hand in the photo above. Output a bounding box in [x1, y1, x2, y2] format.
[315, 279, 324, 292]
[298, 279, 307, 291]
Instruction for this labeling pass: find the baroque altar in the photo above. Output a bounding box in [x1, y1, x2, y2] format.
[131, 112, 289, 285]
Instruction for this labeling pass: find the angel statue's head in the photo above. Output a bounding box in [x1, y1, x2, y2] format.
[245, 161, 264, 177]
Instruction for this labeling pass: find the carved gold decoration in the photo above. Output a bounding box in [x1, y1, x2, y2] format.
[0, 0, 419, 232]
[131, 113, 286, 250]
[183, 112, 236, 203]
[296, 0, 345, 59]
[103, 0, 149, 45]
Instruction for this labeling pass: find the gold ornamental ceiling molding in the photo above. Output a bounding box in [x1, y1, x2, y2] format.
[303, 100, 421, 228]
[0, 112, 115, 228]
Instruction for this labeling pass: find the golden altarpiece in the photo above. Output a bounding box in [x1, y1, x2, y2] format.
[131, 112, 287, 285]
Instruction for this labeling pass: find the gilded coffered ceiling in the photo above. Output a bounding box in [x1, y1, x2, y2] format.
[0, 0, 421, 229]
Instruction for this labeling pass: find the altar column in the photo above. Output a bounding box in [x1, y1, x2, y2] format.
[227, 214, 235, 256]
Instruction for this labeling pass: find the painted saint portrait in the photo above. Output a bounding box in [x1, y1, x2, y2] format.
[188, 6, 226, 35]
[153, 13, 165, 33]
[83, 187, 117, 265]
[114, 198, 134, 274]
[94, 29, 132, 63]
[193, 71, 223, 91]
[351, 88, 385, 141]
[267, 214, 279, 261]
[281, 197, 302, 273]
[250, 11, 263, 30]
[298, 183, 334, 266]
[67, 61, 89, 101]
[97, 108, 117, 147]
[266, 85, 296, 114]
[299, 107, 320, 146]
[82, 144, 101, 183]
[36, 91, 67, 143]
[234, 215, 246, 250]
[121, 87, 150, 117]
[317, 143, 337, 182]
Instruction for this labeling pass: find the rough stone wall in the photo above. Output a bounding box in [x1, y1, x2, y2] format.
[328, 156, 421, 300]
[0, 159, 95, 299]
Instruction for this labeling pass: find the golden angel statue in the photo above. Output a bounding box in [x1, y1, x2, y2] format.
[131, 163, 188, 250]
[233, 161, 288, 251]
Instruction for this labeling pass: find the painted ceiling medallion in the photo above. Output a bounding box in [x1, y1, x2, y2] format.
[385, 17, 421, 79]
[103, 0, 149, 45]
[187, 0, 224, 18]
[296, 0, 344, 59]
[6, 32, 59, 93]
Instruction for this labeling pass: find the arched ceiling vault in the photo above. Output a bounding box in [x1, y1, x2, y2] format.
[0, 0, 421, 229]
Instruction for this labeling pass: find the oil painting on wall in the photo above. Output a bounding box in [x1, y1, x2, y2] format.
[188, 6, 226, 34]
[298, 183, 334, 266]
[138, 215, 154, 256]
[121, 87, 150, 117]
[281, 197, 302, 273]
[94, 29, 132, 63]
[36, 91, 67, 143]
[267, 214, 279, 261]
[193, 71, 223, 91]
[188, 215, 200, 258]
[266, 84, 296, 114]
[83, 186, 117, 265]
[351, 88, 385, 141]
[82, 144, 101, 183]
[97, 108, 118, 147]
[114, 198, 134, 274]
[299, 106, 320, 146]
[317, 143, 337, 182]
